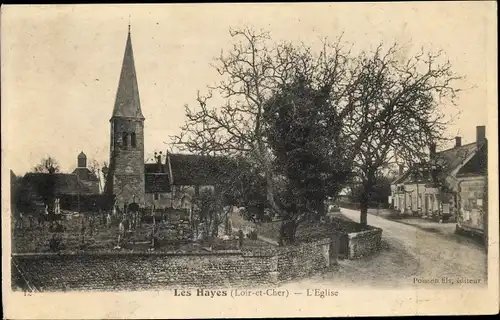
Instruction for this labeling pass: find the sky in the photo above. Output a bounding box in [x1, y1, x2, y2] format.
[1, 3, 496, 175]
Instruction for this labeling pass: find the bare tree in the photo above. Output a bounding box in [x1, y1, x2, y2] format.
[173, 27, 354, 244]
[345, 45, 462, 226]
[88, 159, 109, 193]
[88, 159, 100, 176]
[33, 156, 60, 173]
[173, 26, 463, 241]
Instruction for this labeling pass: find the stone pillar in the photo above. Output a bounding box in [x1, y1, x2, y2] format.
[269, 255, 279, 284]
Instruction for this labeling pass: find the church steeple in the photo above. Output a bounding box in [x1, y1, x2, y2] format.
[111, 25, 144, 120]
[106, 24, 146, 207]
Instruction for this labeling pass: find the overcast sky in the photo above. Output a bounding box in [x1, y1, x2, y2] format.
[2, 3, 496, 175]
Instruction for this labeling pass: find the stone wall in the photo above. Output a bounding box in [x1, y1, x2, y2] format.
[110, 118, 145, 206]
[276, 239, 332, 282]
[12, 239, 336, 292]
[457, 175, 486, 234]
[347, 227, 383, 259]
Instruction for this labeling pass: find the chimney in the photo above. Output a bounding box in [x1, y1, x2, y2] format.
[156, 151, 163, 172]
[476, 125, 486, 147]
[455, 136, 462, 148]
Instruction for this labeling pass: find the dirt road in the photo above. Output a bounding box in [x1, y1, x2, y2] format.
[292, 208, 487, 288]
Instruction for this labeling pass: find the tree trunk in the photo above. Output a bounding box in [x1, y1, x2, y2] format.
[360, 170, 375, 228]
[279, 219, 298, 246]
[360, 199, 368, 227]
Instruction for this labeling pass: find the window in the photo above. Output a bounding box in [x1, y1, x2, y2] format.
[154, 193, 160, 200]
[131, 132, 137, 148]
[122, 132, 129, 148]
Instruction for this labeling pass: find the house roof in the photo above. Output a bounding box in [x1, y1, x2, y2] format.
[457, 142, 487, 176]
[145, 162, 167, 174]
[111, 29, 144, 120]
[434, 142, 477, 177]
[392, 142, 479, 185]
[168, 153, 235, 186]
[392, 171, 411, 185]
[72, 167, 99, 181]
[19, 173, 95, 196]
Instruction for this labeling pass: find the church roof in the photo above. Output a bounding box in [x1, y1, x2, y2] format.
[167, 153, 235, 186]
[111, 28, 144, 120]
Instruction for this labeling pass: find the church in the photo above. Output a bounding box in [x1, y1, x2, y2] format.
[104, 26, 229, 210]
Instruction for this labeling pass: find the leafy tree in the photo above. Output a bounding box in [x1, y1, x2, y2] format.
[263, 76, 352, 243]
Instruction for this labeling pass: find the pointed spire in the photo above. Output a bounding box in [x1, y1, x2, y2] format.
[111, 24, 144, 120]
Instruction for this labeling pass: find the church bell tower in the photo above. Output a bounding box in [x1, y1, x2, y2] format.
[106, 24, 145, 207]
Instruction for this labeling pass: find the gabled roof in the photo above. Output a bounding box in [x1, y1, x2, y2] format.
[391, 142, 479, 185]
[145, 163, 167, 174]
[111, 29, 144, 120]
[72, 167, 99, 181]
[168, 153, 235, 186]
[457, 142, 487, 177]
[434, 142, 477, 177]
[19, 173, 94, 196]
[392, 170, 411, 185]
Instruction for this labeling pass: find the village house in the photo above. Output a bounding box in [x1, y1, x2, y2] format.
[14, 167, 98, 213]
[390, 125, 487, 228]
[455, 132, 488, 236]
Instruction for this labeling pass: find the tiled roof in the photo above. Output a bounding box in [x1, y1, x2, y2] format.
[145, 163, 167, 174]
[457, 142, 487, 176]
[72, 167, 99, 181]
[19, 173, 94, 196]
[392, 142, 479, 185]
[168, 153, 235, 186]
[434, 142, 477, 177]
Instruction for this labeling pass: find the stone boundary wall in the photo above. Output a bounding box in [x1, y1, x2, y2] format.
[347, 227, 383, 259]
[12, 239, 336, 292]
